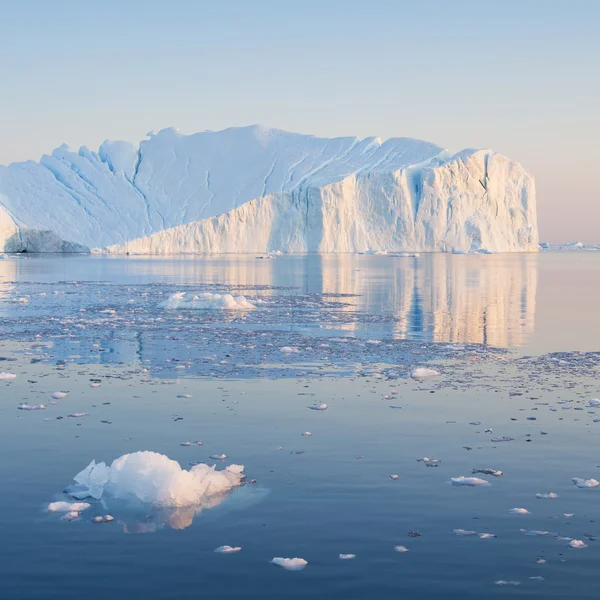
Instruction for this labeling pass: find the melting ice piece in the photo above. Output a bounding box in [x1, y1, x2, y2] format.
[61, 511, 81, 522]
[450, 477, 489, 487]
[18, 403, 46, 411]
[215, 545, 242, 553]
[479, 533, 497, 539]
[210, 454, 228, 460]
[490, 436, 514, 442]
[509, 508, 531, 515]
[0, 372, 17, 380]
[160, 292, 256, 310]
[339, 554, 356, 560]
[92, 515, 114, 524]
[301, 432, 313, 437]
[569, 540, 588, 549]
[270, 557, 308, 571]
[52, 392, 68, 399]
[536, 493, 558, 499]
[48, 501, 91, 513]
[280, 346, 300, 354]
[573, 478, 600, 488]
[394, 545, 409, 553]
[495, 581, 520, 586]
[63, 484, 92, 499]
[588, 399, 600, 407]
[472, 468, 502, 477]
[418, 457, 441, 467]
[521, 530, 549, 536]
[411, 367, 440, 379]
[68, 413, 89, 418]
[70, 451, 245, 507]
[308, 403, 328, 411]
[390, 474, 399, 480]
[453, 529, 478, 536]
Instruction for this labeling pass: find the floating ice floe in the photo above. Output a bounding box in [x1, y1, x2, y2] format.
[479, 533, 497, 539]
[270, 557, 308, 571]
[301, 432, 312, 437]
[495, 581, 520, 586]
[390, 474, 399, 480]
[411, 367, 440, 379]
[339, 554, 356, 560]
[215, 545, 242, 553]
[209, 454, 228, 460]
[0, 372, 17, 380]
[51, 392, 68, 399]
[48, 501, 91, 513]
[588, 399, 600, 407]
[160, 292, 256, 310]
[418, 457, 441, 467]
[280, 346, 300, 354]
[472, 468, 502, 477]
[490, 436, 514, 443]
[520, 529, 549, 536]
[569, 540, 588, 549]
[67, 451, 245, 507]
[92, 515, 114, 524]
[68, 413, 89, 418]
[450, 477, 489, 487]
[308, 403, 328, 411]
[572, 478, 600, 488]
[394, 545, 409, 552]
[509, 508, 531, 515]
[61, 511, 81, 521]
[18, 403, 46, 411]
[536, 493, 558, 499]
[453, 529, 478, 536]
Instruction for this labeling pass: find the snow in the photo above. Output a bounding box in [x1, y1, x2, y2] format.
[160, 292, 256, 310]
[70, 451, 245, 507]
[0, 126, 538, 254]
[270, 557, 308, 571]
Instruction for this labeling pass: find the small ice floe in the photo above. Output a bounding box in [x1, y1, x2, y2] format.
[301, 432, 313, 437]
[472, 468, 502, 477]
[394, 545, 409, 552]
[479, 533, 497, 539]
[308, 403, 328, 411]
[18, 403, 46, 411]
[389, 405, 402, 409]
[52, 392, 68, 399]
[564, 513, 575, 518]
[61, 511, 81, 522]
[410, 367, 440, 380]
[536, 558, 547, 564]
[490, 436, 514, 443]
[495, 581, 520, 586]
[390, 474, 399, 480]
[520, 530, 549, 536]
[270, 557, 308, 571]
[92, 515, 114, 524]
[210, 454, 228, 460]
[180, 442, 191, 447]
[453, 529, 478, 536]
[177, 394, 192, 399]
[569, 540, 588, 549]
[68, 413, 89, 418]
[450, 477, 489, 487]
[418, 458, 441, 467]
[407, 531, 421, 538]
[280, 346, 300, 354]
[0, 372, 17, 380]
[529, 576, 545, 581]
[63, 484, 92, 499]
[339, 554, 356, 560]
[160, 292, 256, 310]
[509, 508, 531, 515]
[90, 383, 101, 388]
[48, 501, 91, 513]
[536, 493, 558, 499]
[215, 545, 242, 554]
[572, 478, 600, 488]
[588, 399, 600, 407]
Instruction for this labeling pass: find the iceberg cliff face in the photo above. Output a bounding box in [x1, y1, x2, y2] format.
[0, 126, 538, 253]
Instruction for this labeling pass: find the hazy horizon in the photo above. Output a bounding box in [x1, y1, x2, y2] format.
[1, 0, 598, 243]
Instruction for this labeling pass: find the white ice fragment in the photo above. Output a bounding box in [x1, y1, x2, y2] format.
[52, 392, 68, 399]
[280, 346, 300, 354]
[490, 436, 514, 442]
[394, 545, 409, 553]
[509, 508, 531, 515]
[68, 413, 89, 418]
[215, 545, 242, 553]
[521, 530, 549, 536]
[301, 432, 312, 437]
[588, 399, 600, 407]
[339, 554, 356, 560]
[210, 454, 227, 460]
[569, 540, 588, 549]
[270, 557, 308, 571]
[160, 292, 255, 310]
[390, 474, 399, 480]
[92, 515, 114, 524]
[307, 403, 328, 411]
[48, 501, 91, 513]
[61, 511, 81, 521]
[479, 533, 497, 539]
[71, 451, 244, 507]
[495, 581, 520, 586]
[0, 372, 17, 380]
[453, 529, 478, 536]
[450, 477, 489, 487]
[90, 383, 101, 388]
[536, 493, 558, 499]
[572, 478, 600, 488]
[529, 576, 545, 581]
[411, 367, 440, 379]
[18, 403, 46, 411]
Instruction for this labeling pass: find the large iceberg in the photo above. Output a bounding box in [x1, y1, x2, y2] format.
[0, 126, 538, 254]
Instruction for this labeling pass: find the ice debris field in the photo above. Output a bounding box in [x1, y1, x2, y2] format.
[0, 125, 538, 254]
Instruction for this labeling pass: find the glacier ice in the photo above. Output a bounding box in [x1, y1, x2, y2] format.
[0, 126, 538, 254]
[69, 451, 245, 507]
[159, 291, 256, 310]
[270, 557, 308, 571]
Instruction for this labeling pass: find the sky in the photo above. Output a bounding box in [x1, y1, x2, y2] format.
[1, 0, 598, 243]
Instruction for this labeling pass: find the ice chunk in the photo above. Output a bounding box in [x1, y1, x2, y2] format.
[48, 501, 91, 513]
[509, 508, 531, 515]
[569, 540, 588, 549]
[70, 451, 244, 507]
[160, 292, 255, 310]
[63, 484, 92, 499]
[479, 533, 497, 539]
[453, 529, 478, 536]
[394, 545, 409, 553]
[521, 530, 549, 536]
[280, 346, 300, 354]
[411, 367, 440, 379]
[52, 392, 68, 399]
[215, 545, 242, 554]
[270, 557, 308, 571]
[588, 399, 600, 407]
[472, 468, 502, 477]
[495, 581, 520, 586]
[450, 477, 489, 486]
[18, 403, 46, 411]
[92, 515, 114, 524]
[573, 478, 600, 488]
[0, 372, 17, 380]
[339, 554, 356, 560]
[490, 436, 514, 442]
[536, 493, 558, 499]
[307, 403, 328, 411]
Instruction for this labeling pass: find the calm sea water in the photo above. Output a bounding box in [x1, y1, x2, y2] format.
[1, 252, 599, 599]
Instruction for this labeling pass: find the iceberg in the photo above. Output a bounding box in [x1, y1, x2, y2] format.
[0, 126, 538, 254]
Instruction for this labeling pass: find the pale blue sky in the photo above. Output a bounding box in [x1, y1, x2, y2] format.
[1, 0, 598, 242]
